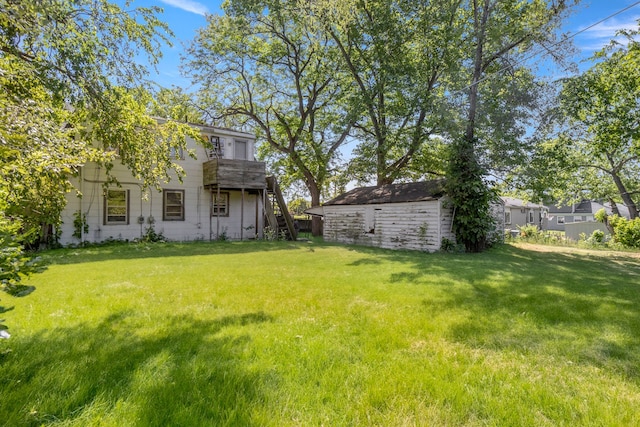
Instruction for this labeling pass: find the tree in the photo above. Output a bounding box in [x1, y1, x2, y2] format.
[313, 0, 457, 186]
[185, 0, 353, 236]
[0, 0, 198, 245]
[150, 87, 205, 124]
[445, 0, 575, 252]
[554, 34, 640, 218]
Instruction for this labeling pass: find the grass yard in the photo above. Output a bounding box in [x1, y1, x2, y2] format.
[1, 241, 640, 426]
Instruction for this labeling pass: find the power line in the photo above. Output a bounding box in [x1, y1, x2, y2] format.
[457, 0, 640, 94]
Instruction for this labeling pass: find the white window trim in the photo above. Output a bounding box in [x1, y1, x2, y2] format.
[212, 192, 229, 217]
[104, 189, 129, 225]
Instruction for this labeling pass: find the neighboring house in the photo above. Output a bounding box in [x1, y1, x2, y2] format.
[547, 200, 611, 232]
[501, 197, 548, 231]
[58, 123, 274, 245]
[307, 179, 506, 252]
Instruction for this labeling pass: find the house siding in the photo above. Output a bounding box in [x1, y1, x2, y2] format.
[323, 199, 454, 252]
[58, 127, 264, 245]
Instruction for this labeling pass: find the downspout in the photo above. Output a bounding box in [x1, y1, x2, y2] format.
[241, 188, 245, 240]
[216, 185, 221, 239]
[79, 166, 84, 243]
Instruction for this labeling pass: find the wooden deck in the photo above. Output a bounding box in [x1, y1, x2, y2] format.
[203, 159, 266, 189]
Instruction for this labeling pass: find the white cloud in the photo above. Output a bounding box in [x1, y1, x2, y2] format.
[160, 0, 209, 16]
[577, 16, 640, 51]
[582, 16, 639, 39]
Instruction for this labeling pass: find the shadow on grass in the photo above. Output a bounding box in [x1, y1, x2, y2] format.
[38, 240, 313, 266]
[0, 311, 273, 425]
[347, 244, 640, 379]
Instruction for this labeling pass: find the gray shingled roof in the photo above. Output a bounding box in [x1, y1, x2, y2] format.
[324, 179, 446, 206]
[501, 197, 547, 209]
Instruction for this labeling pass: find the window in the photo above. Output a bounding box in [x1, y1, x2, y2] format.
[557, 216, 565, 224]
[212, 192, 229, 216]
[163, 190, 185, 221]
[205, 135, 224, 159]
[234, 140, 247, 160]
[211, 136, 224, 158]
[169, 146, 184, 160]
[528, 210, 534, 223]
[504, 210, 512, 225]
[104, 189, 129, 225]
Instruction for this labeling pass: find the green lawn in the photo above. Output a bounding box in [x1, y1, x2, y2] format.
[2, 241, 640, 426]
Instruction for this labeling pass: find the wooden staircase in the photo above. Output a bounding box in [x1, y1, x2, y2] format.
[265, 176, 297, 240]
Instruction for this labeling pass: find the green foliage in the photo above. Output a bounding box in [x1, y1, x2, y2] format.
[313, 0, 455, 185]
[1, 0, 199, 245]
[517, 224, 541, 239]
[439, 237, 464, 253]
[594, 209, 640, 248]
[288, 198, 310, 216]
[519, 31, 640, 215]
[72, 211, 89, 241]
[611, 217, 640, 249]
[187, 0, 352, 215]
[594, 208, 608, 223]
[0, 209, 38, 337]
[138, 226, 166, 244]
[216, 227, 229, 242]
[446, 138, 496, 252]
[589, 229, 605, 244]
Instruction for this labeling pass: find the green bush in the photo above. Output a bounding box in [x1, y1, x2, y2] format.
[613, 218, 640, 248]
[517, 224, 541, 240]
[1, 211, 37, 338]
[590, 229, 605, 244]
[595, 209, 640, 249]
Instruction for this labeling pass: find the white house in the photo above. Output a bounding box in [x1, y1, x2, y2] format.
[308, 180, 456, 252]
[58, 123, 271, 245]
[501, 197, 549, 232]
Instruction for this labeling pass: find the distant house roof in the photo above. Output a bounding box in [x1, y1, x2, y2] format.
[603, 202, 631, 219]
[501, 197, 547, 210]
[548, 200, 605, 215]
[324, 179, 446, 206]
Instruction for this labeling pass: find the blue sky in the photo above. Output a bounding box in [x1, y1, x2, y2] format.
[123, 0, 640, 89]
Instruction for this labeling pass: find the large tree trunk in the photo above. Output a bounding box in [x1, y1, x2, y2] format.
[610, 171, 639, 219]
[305, 178, 323, 237]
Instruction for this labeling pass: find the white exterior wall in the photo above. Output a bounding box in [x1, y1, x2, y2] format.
[58, 128, 263, 245]
[323, 199, 454, 252]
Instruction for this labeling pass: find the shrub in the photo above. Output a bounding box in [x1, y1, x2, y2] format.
[595, 209, 640, 249]
[138, 226, 166, 243]
[1, 211, 38, 338]
[613, 218, 640, 248]
[517, 224, 541, 240]
[590, 229, 605, 244]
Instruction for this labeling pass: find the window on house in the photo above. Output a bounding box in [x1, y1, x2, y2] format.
[169, 146, 184, 160]
[104, 189, 129, 225]
[163, 190, 185, 221]
[205, 136, 224, 159]
[505, 211, 512, 225]
[212, 136, 224, 158]
[212, 192, 229, 216]
[557, 216, 565, 224]
[528, 210, 534, 223]
[234, 140, 247, 160]
[574, 215, 585, 222]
